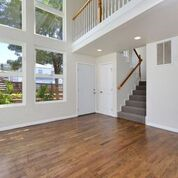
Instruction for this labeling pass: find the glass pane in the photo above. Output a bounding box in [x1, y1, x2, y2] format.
[35, 49, 63, 75]
[36, 8, 63, 40]
[35, 49, 63, 102]
[157, 43, 163, 65]
[164, 41, 172, 64]
[36, 78, 63, 102]
[0, 77, 22, 104]
[36, 0, 63, 11]
[0, 42, 22, 72]
[0, 41, 23, 105]
[0, 0, 22, 29]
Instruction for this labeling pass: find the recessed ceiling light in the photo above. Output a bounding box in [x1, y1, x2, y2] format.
[97, 49, 102, 52]
[134, 36, 141, 40]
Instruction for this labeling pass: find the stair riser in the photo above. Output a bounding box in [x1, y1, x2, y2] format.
[133, 90, 146, 95]
[122, 107, 146, 116]
[139, 81, 146, 86]
[126, 101, 146, 108]
[118, 113, 145, 124]
[136, 86, 146, 90]
[129, 95, 146, 101]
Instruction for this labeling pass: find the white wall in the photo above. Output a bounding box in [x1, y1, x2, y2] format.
[117, 52, 139, 112]
[0, 0, 96, 131]
[96, 53, 118, 117]
[146, 36, 178, 132]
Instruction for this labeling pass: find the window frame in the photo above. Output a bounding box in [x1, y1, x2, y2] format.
[157, 40, 172, 66]
[34, 46, 66, 104]
[34, 0, 66, 41]
[0, 39, 26, 108]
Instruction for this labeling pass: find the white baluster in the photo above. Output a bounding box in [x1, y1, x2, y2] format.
[86, 6, 89, 32]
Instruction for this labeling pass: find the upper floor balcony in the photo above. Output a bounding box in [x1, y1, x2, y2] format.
[72, 0, 165, 54]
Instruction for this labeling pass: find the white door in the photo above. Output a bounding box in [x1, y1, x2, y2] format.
[78, 64, 95, 115]
[98, 63, 114, 116]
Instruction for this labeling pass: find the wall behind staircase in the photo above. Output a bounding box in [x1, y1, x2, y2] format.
[117, 52, 139, 112]
[117, 47, 146, 112]
[146, 36, 178, 132]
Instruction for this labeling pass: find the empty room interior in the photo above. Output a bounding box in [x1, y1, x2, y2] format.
[0, 0, 178, 177]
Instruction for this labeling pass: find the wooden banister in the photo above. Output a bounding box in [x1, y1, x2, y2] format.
[72, 0, 93, 20]
[72, 0, 132, 40]
[118, 49, 143, 90]
[98, 0, 102, 23]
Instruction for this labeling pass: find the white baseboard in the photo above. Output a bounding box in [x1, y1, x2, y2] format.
[0, 114, 78, 132]
[146, 121, 178, 133]
[96, 111, 117, 118]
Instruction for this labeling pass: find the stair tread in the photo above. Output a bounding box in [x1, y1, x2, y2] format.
[123, 105, 146, 111]
[136, 86, 146, 90]
[118, 111, 145, 118]
[139, 81, 146, 85]
[130, 94, 146, 97]
[130, 95, 146, 98]
[118, 112, 145, 124]
[133, 90, 146, 92]
[127, 100, 146, 104]
[126, 100, 146, 109]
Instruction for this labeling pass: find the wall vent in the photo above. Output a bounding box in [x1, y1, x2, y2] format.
[157, 41, 172, 65]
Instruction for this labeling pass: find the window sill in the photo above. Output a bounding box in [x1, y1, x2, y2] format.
[0, 103, 25, 109]
[35, 99, 66, 105]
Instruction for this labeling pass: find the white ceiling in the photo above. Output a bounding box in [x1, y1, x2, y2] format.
[73, 0, 178, 57]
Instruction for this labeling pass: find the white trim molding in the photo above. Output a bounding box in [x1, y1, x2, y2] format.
[146, 121, 178, 133]
[0, 115, 78, 132]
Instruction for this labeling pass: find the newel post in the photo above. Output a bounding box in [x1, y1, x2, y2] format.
[139, 55, 142, 80]
[98, 0, 102, 23]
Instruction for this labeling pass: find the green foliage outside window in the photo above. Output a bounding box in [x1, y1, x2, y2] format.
[0, 81, 22, 105]
[37, 85, 54, 101]
[0, 91, 13, 104]
[5, 81, 14, 94]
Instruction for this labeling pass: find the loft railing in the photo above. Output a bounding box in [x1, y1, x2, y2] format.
[72, 0, 132, 41]
[117, 49, 143, 90]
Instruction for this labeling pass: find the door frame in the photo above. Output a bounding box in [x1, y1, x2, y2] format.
[76, 62, 96, 116]
[96, 62, 117, 117]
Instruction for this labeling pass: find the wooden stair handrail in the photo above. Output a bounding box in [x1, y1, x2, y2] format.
[118, 49, 143, 90]
[73, 0, 103, 23]
[72, 0, 93, 20]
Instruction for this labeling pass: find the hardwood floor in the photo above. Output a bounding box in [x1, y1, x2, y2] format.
[0, 114, 178, 178]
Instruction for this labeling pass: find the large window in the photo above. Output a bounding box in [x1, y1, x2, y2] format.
[0, 41, 23, 105]
[35, 0, 64, 40]
[0, 1, 66, 107]
[0, 0, 22, 29]
[35, 49, 64, 102]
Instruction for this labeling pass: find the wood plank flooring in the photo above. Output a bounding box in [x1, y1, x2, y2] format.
[0, 114, 178, 178]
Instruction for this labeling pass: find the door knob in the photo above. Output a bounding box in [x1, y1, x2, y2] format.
[100, 91, 103, 94]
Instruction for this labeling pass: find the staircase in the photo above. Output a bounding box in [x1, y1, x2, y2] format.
[118, 81, 146, 124]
